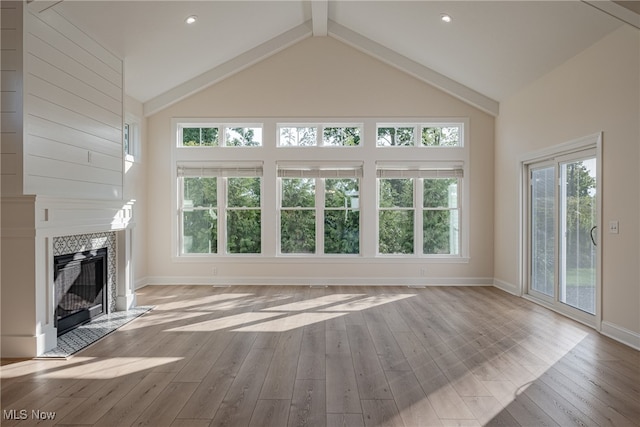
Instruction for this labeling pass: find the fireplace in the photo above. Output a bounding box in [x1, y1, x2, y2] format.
[54, 248, 108, 335]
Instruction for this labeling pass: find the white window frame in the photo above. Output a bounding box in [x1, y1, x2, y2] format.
[177, 162, 263, 256]
[277, 163, 363, 256]
[171, 117, 469, 262]
[376, 165, 464, 257]
[277, 123, 363, 147]
[177, 122, 263, 147]
[376, 122, 464, 147]
[124, 113, 141, 161]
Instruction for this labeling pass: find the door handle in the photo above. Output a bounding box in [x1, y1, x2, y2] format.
[590, 225, 597, 246]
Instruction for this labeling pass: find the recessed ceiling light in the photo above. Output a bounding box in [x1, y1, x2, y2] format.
[185, 15, 197, 25]
[441, 14, 452, 23]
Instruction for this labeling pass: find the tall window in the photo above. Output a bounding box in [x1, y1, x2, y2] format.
[377, 167, 462, 255]
[178, 164, 262, 254]
[278, 165, 362, 255]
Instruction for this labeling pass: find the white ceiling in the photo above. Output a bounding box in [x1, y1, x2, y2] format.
[54, 1, 627, 113]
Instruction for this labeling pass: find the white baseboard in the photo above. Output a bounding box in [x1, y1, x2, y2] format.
[601, 321, 640, 351]
[493, 278, 521, 295]
[141, 276, 494, 287]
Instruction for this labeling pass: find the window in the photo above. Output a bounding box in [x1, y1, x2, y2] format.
[173, 118, 468, 260]
[178, 164, 262, 255]
[278, 165, 362, 255]
[377, 123, 463, 147]
[124, 114, 141, 160]
[278, 123, 362, 147]
[178, 124, 262, 147]
[377, 167, 462, 256]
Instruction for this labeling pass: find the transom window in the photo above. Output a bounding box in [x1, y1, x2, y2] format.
[377, 123, 463, 147]
[179, 124, 262, 147]
[278, 124, 361, 147]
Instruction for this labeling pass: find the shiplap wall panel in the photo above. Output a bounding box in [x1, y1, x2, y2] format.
[25, 12, 121, 87]
[26, 176, 122, 200]
[27, 116, 121, 158]
[23, 5, 123, 200]
[26, 34, 121, 101]
[29, 135, 122, 172]
[26, 156, 122, 186]
[37, 8, 121, 72]
[27, 55, 121, 115]
[28, 75, 122, 129]
[28, 95, 121, 142]
[1, 1, 23, 195]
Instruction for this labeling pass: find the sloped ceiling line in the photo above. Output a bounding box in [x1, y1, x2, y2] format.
[143, 19, 500, 117]
[327, 21, 500, 116]
[143, 21, 314, 117]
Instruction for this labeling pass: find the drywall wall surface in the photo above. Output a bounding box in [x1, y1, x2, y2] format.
[496, 26, 640, 337]
[146, 37, 495, 285]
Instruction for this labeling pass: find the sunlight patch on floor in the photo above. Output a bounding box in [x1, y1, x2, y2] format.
[155, 293, 254, 311]
[165, 312, 283, 332]
[261, 294, 364, 312]
[36, 357, 183, 379]
[320, 294, 415, 311]
[233, 312, 346, 332]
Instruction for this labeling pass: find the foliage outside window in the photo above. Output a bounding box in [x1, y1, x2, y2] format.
[181, 177, 218, 253]
[324, 179, 360, 254]
[124, 123, 130, 155]
[378, 178, 415, 254]
[279, 126, 317, 146]
[279, 167, 362, 255]
[179, 125, 262, 147]
[280, 178, 316, 253]
[182, 127, 219, 146]
[226, 177, 261, 253]
[179, 165, 262, 255]
[278, 124, 362, 147]
[423, 178, 460, 255]
[323, 127, 361, 146]
[377, 170, 462, 256]
[377, 124, 463, 147]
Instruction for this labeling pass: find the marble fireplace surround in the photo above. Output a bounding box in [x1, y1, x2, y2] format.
[1, 196, 136, 357]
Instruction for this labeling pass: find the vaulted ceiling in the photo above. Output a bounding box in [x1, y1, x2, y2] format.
[53, 1, 637, 116]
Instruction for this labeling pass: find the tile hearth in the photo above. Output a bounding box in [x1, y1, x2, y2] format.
[38, 306, 153, 359]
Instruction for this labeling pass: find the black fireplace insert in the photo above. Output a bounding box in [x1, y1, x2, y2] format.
[54, 248, 107, 336]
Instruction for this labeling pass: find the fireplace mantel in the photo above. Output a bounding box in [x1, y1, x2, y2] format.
[1, 195, 136, 357]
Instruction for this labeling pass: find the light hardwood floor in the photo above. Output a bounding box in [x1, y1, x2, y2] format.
[2, 285, 639, 426]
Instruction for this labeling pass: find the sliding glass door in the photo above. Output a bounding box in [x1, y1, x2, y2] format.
[527, 148, 598, 320]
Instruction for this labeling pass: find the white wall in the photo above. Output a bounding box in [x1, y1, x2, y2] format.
[145, 37, 495, 285]
[495, 26, 640, 345]
[23, 6, 123, 200]
[1, 1, 23, 195]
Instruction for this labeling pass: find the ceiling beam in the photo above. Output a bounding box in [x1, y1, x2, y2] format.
[328, 21, 500, 117]
[144, 21, 313, 117]
[311, 1, 328, 36]
[582, 0, 640, 29]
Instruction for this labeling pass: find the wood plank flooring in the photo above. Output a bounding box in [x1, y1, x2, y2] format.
[2, 285, 639, 426]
